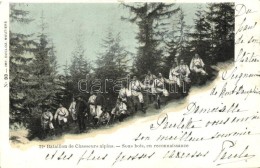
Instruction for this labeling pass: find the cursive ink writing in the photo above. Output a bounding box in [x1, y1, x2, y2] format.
[112, 151, 155, 166]
[156, 131, 205, 142]
[235, 4, 257, 17]
[77, 150, 108, 165]
[45, 150, 73, 160]
[209, 128, 252, 140]
[184, 102, 245, 115]
[163, 150, 209, 159]
[222, 67, 260, 85]
[214, 140, 255, 166]
[134, 133, 150, 141]
[235, 48, 260, 62]
[205, 114, 260, 127]
[150, 113, 202, 130]
[219, 82, 260, 100]
[236, 17, 257, 35]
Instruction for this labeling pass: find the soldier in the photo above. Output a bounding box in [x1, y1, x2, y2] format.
[68, 97, 77, 123]
[95, 91, 105, 125]
[144, 71, 157, 86]
[153, 73, 169, 96]
[118, 83, 130, 104]
[41, 107, 55, 137]
[144, 71, 157, 103]
[89, 91, 105, 125]
[129, 76, 145, 112]
[99, 110, 111, 125]
[54, 103, 69, 130]
[118, 82, 136, 114]
[152, 73, 169, 109]
[88, 91, 97, 122]
[176, 59, 191, 85]
[111, 98, 128, 122]
[75, 94, 88, 133]
[190, 53, 208, 75]
[169, 62, 179, 85]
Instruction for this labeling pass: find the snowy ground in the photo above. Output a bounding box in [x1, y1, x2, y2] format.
[9, 62, 223, 146]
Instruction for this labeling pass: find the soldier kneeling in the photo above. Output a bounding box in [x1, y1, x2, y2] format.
[99, 110, 111, 126]
[111, 98, 128, 122]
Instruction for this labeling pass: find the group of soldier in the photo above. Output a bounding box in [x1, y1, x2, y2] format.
[41, 54, 207, 136]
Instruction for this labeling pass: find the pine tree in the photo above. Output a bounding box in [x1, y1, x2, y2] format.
[206, 3, 235, 63]
[163, 8, 191, 76]
[175, 9, 192, 60]
[9, 4, 36, 123]
[96, 31, 130, 79]
[49, 42, 58, 76]
[113, 33, 131, 72]
[69, 33, 91, 96]
[63, 60, 69, 77]
[95, 30, 130, 102]
[122, 3, 179, 77]
[189, 6, 212, 64]
[48, 42, 68, 110]
[25, 11, 59, 113]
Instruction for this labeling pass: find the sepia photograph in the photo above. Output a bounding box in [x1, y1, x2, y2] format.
[9, 3, 235, 142]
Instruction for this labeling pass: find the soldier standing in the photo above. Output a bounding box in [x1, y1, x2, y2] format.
[152, 73, 169, 109]
[75, 94, 88, 133]
[94, 92, 105, 125]
[129, 76, 145, 112]
[54, 103, 69, 131]
[88, 92, 97, 124]
[69, 97, 77, 123]
[144, 71, 157, 103]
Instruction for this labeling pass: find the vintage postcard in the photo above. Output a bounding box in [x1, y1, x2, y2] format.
[0, 0, 259, 167]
